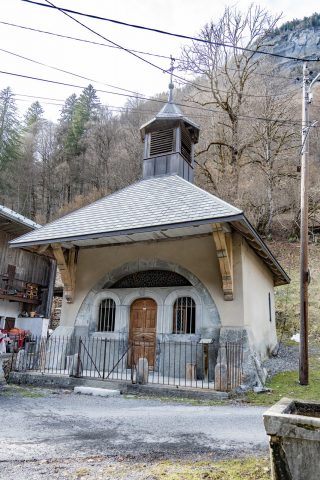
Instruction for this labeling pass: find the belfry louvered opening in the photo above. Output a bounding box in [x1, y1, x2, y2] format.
[181, 126, 192, 163]
[98, 298, 116, 332]
[150, 128, 174, 157]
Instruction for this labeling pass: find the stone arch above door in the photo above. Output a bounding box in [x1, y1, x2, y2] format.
[74, 258, 221, 335]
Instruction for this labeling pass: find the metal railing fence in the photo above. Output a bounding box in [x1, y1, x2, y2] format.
[11, 335, 243, 392]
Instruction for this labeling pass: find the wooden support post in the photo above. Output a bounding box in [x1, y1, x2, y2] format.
[51, 243, 77, 303]
[37, 244, 49, 254]
[212, 224, 234, 301]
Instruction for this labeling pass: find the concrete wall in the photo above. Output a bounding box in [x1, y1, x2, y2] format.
[241, 239, 277, 358]
[55, 233, 277, 362]
[14, 317, 49, 337]
[0, 300, 21, 323]
[0, 304, 49, 337]
[57, 235, 245, 336]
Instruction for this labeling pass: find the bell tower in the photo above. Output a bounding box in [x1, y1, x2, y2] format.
[140, 58, 200, 183]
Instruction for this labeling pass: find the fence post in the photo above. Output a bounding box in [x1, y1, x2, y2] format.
[102, 339, 108, 379]
[76, 337, 82, 378]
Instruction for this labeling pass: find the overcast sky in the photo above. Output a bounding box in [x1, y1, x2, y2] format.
[1, 0, 319, 121]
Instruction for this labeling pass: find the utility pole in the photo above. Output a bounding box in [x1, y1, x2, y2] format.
[299, 64, 320, 385]
[299, 62, 309, 385]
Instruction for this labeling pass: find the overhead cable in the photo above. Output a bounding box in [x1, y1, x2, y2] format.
[0, 20, 305, 83]
[21, 0, 320, 62]
[0, 69, 306, 127]
[0, 47, 145, 96]
[0, 45, 297, 100]
[0, 20, 170, 60]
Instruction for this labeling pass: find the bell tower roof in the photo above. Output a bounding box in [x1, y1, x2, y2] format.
[140, 57, 200, 142]
[140, 58, 201, 183]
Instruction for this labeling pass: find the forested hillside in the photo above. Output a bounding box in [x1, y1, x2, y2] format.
[1, 6, 320, 239]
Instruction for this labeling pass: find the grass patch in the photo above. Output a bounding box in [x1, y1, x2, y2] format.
[147, 457, 270, 479]
[58, 457, 271, 479]
[246, 356, 320, 406]
[123, 393, 227, 406]
[1, 384, 44, 398]
[268, 241, 320, 339]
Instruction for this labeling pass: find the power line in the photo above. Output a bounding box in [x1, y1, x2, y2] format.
[0, 43, 297, 100]
[16, 93, 65, 101]
[16, 92, 320, 118]
[21, 0, 320, 63]
[0, 69, 306, 127]
[0, 20, 170, 60]
[0, 20, 305, 83]
[15, 97, 63, 106]
[0, 47, 145, 97]
[39, 0, 180, 85]
[17, 0, 306, 100]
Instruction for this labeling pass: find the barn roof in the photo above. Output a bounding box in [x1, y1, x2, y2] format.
[9, 174, 289, 285]
[0, 204, 41, 236]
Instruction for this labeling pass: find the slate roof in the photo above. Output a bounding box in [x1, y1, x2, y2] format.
[10, 175, 242, 246]
[156, 101, 200, 130]
[140, 100, 200, 142]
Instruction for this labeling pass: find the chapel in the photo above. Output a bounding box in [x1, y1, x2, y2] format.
[11, 79, 289, 386]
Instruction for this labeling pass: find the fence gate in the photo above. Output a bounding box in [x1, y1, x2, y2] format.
[11, 335, 243, 391]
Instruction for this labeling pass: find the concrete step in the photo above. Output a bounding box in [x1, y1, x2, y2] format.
[74, 386, 120, 397]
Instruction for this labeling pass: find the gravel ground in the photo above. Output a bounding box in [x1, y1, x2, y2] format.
[0, 385, 268, 479]
[262, 343, 299, 378]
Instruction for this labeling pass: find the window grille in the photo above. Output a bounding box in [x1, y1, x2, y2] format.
[173, 297, 196, 334]
[110, 270, 191, 289]
[98, 298, 116, 332]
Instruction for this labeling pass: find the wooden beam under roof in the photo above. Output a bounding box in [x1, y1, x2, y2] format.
[51, 243, 77, 303]
[212, 223, 233, 301]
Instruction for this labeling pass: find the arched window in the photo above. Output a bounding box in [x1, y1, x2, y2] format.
[98, 298, 116, 332]
[173, 297, 196, 334]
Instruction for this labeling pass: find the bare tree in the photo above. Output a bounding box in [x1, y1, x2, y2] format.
[180, 5, 281, 200]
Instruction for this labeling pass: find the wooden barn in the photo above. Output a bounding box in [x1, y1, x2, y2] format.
[0, 205, 56, 337]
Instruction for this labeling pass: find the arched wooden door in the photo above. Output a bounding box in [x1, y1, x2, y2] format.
[129, 298, 157, 368]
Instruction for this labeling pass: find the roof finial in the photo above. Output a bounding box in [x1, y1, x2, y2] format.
[168, 55, 175, 103]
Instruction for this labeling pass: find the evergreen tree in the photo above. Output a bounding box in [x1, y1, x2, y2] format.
[0, 87, 20, 169]
[24, 101, 44, 128]
[20, 101, 45, 218]
[66, 84, 101, 157]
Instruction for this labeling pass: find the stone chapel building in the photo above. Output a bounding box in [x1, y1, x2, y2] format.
[11, 82, 289, 385]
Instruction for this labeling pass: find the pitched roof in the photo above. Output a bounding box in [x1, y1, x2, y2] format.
[0, 204, 41, 230]
[9, 175, 290, 285]
[140, 100, 200, 142]
[10, 175, 242, 246]
[0, 204, 41, 236]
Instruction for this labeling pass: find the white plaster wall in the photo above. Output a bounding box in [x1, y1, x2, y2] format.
[58, 234, 245, 332]
[15, 317, 49, 337]
[241, 239, 277, 358]
[0, 300, 21, 325]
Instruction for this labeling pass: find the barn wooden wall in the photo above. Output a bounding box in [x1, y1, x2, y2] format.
[0, 231, 51, 286]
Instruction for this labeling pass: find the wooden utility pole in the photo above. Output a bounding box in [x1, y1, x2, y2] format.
[299, 63, 309, 385]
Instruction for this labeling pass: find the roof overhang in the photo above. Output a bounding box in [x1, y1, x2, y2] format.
[0, 208, 40, 236]
[10, 213, 290, 286]
[10, 214, 242, 248]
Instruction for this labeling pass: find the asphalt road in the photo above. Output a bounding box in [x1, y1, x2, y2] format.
[0, 386, 268, 464]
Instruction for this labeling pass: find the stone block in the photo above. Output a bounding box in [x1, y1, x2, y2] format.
[186, 362, 196, 381]
[215, 362, 228, 392]
[136, 357, 148, 385]
[264, 398, 320, 480]
[69, 353, 83, 377]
